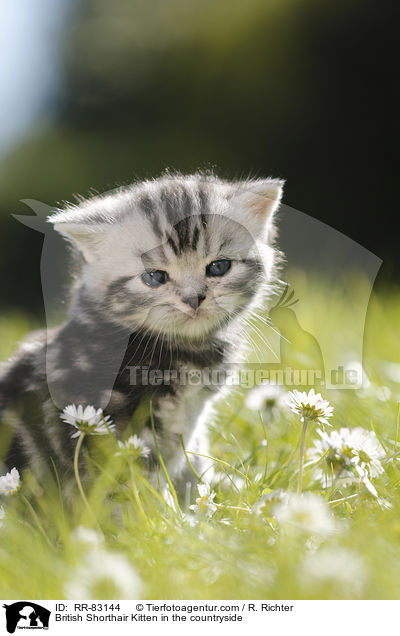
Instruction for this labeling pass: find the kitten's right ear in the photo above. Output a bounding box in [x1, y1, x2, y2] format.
[47, 211, 107, 262]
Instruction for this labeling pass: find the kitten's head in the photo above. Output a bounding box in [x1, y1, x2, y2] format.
[49, 174, 283, 341]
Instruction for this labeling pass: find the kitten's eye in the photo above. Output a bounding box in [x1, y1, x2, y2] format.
[141, 270, 168, 288]
[206, 259, 232, 277]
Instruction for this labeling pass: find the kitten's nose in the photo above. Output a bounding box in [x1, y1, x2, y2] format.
[182, 294, 206, 310]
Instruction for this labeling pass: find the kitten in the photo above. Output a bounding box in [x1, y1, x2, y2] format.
[0, 173, 283, 491]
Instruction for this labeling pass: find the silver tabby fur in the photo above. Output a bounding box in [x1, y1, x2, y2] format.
[0, 173, 283, 492]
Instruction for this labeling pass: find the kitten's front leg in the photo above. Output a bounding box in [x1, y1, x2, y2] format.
[155, 380, 216, 496]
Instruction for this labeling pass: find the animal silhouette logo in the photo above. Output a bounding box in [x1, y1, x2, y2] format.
[2, 602, 50, 633]
[269, 284, 325, 382]
[14, 197, 382, 392]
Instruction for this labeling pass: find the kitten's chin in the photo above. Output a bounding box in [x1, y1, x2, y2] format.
[174, 312, 229, 341]
[121, 307, 232, 341]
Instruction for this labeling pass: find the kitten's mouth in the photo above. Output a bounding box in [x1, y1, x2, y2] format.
[183, 307, 205, 320]
[173, 302, 208, 320]
[136, 302, 233, 339]
[175, 307, 230, 338]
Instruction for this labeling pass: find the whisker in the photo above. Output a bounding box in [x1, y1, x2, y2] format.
[148, 328, 162, 369]
[158, 331, 166, 368]
[247, 310, 291, 344]
[120, 325, 151, 374]
[239, 317, 279, 361]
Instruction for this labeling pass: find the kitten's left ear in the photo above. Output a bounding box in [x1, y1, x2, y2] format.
[237, 179, 284, 218]
[229, 178, 284, 238]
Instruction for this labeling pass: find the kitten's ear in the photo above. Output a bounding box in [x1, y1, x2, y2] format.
[236, 179, 284, 219]
[229, 178, 284, 238]
[47, 210, 107, 262]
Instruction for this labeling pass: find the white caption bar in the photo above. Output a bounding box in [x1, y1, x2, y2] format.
[1, 600, 399, 635]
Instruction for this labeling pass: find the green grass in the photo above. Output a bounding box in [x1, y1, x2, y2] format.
[1, 277, 400, 600]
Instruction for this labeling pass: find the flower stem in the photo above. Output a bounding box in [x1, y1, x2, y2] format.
[21, 495, 54, 549]
[297, 417, 309, 494]
[259, 410, 269, 482]
[74, 432, 97, 524]
[129, 463, 151, 530]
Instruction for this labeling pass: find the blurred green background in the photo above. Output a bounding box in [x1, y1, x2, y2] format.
[0, 1, 399, 601]
[0, 0, 397, 317]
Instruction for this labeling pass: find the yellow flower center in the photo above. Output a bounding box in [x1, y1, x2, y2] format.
[199, 496, 208, 511]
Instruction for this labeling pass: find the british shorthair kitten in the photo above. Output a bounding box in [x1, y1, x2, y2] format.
[0, 173, 283, 491]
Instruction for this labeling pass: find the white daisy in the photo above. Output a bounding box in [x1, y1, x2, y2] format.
[0, 467, 21, 496]
[308, 427, 385, 496]
[300, 547, 366, 594]
[0, 506, 5, 527]
[382, 360, 400, 383]
[245, 382, 285, 412]
[273, 493, 336, 536]
[181, 512, 199, 527]
[308, 427, 354, 487]
[71, 526, 104, 547]
[348, 428, 385, 497]
[357, 381, 392, 402]
[375, 385, 392, 402]
[116, 435, 151, 459]
[189, 483, 217, 518]
[60, 404, 115, 438]
[64, 549, 142, 599]
[348, 428, 385, 478]
[252, 489, 288, 518]
[287, 388, 333, 427]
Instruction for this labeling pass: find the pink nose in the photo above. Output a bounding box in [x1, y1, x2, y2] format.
[182, 294, 206, 310]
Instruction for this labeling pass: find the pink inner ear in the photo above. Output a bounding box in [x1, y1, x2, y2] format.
[249, 193, 276, 218]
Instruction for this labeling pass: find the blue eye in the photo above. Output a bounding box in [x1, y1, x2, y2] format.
[141, 270, 168, 288]
[206, 259, 232, 277]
